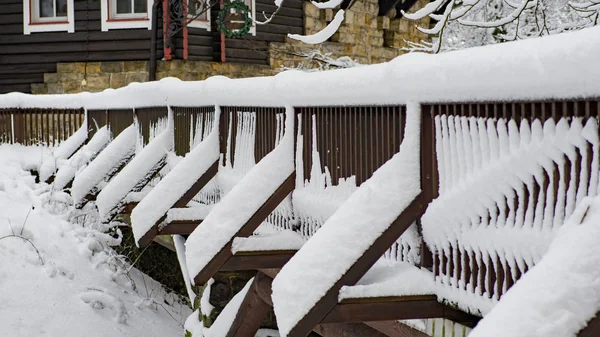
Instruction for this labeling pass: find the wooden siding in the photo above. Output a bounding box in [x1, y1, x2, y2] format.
[0, 0, 164, 94]
[203, 0, 303, 64]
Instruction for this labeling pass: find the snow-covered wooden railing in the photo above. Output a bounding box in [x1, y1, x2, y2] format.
[421, 101, 600, 316]
[0, 107, 85, 146]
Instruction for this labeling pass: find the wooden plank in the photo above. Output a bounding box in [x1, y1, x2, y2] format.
[102, 158, 168, 223]
[136, 160, 219, 247]
[1, 40, 151, 55]
[365, 321, 431, 337]
[193, 172, 296, 285]
[220, 250, 297, 271]
[322, 296, 480, 327]
[159, 220, 202, 235]
[286, 195, 425, 337]
[0, 31, 157, 44]
[226, 272, 273, 337]
[314, 323, 390, 337]
[579, 313, 600, 337]
[0, 50, 153, 65]
[122, 202, 139, 214]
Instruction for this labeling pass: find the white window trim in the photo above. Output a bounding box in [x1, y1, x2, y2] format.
[247, 0, 256, 36]
[23, 0, 74, 35]
[187, 0, 211, 31]
[101, 0, 152, 31]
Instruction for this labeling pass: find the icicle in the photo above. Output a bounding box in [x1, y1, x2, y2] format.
[461, 117, 474, 177]
[435, 116, 447, 194]
[454, 116, 466, 184]
[295, 113, 304, 189]
[469, 117, 482, 171]
[441, 115, 453, 191]
[478, 118, 490, 166]
[582, 118, 599, 197]
[448, 116, 460, 189]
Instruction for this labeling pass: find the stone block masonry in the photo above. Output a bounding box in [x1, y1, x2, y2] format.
[33, 60, 274, 95]
[268, 0, 430, 70]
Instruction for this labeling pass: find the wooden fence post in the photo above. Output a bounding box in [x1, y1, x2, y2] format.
[419, 104, 436, 269]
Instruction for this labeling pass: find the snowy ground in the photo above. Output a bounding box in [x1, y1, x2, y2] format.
[0, 144, 190, 337]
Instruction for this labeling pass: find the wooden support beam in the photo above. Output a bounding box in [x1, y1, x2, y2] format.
[365, 321, 431, 337]
[323, 296, 440, 323]
[159, 220, 202, 235]
[314, 323, 393, 337]
[121, 202, 138, 214]
[102, 157, 168, 223]
[193, 172, 296, 286]
[286, 195, 425, 337]
[226, 272, 274, 337]
[137, 160, 219, 247]
[220, 250, 296, 271]
[323, 296, 480, 328]
[579, 313, 600, 337]
[76, 151, 135, 208]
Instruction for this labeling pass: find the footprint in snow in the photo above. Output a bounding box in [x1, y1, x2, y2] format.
[80, 288, 127, 324]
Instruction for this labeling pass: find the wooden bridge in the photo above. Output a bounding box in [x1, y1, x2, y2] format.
[1, 97, 600, 337]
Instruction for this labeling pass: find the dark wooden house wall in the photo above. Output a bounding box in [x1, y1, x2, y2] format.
[0, 0, 164, 94]
[204, 0, 303, 65]
[0, 0, 303, 94]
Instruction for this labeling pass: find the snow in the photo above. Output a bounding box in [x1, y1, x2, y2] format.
[3, 26, 598, 110]
[338, 260, 435, 301]
[271, 103, 422, 336]
[231, 226, 305, 254]
[0, 145, 190, 337]
[422, 115, 600, 314]
[469, 197, 600, 337]
[204, 278, 253, 337]
[53, 126, 111, 191]
[165, 205, 214, 223]
[71, 124, 137, 206]
[54, 118, 88, 160]
[311, 0, 343, 9]
[174, 235, 196, 305]
[96, 111, 174, 221]
[185, 106, 295, 284]
[130, 108, 219, 245]
[288, 10, 345, 44]
[185, 278, 253, 337]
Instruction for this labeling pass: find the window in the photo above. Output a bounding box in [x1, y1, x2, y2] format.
[23, 0, 74, 34]
[101, 0, 153, 31]
[242, 0, 256, 36]
[188, 0, 210, 30]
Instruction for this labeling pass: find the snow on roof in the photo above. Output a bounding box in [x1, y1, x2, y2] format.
[469, 197, 600, 337]
[1, 26, 599, 110]
[271, 103, 422, 336]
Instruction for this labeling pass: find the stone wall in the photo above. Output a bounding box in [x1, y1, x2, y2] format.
[33, 60, 274, 94]
[268, 0, 430, 70]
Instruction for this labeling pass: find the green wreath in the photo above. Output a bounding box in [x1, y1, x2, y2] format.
[217, 1, 252, 38]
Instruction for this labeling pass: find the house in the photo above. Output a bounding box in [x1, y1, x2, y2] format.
[0, 0, 428, 94]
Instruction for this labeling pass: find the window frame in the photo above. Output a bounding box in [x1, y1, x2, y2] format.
[187, 0, 211, 31]
[23, 0, 74, 35]
[101, 0, 153, 31]
[243, 0, 256, 36]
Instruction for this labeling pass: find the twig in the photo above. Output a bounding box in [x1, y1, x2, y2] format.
[0, 235, 44, 265]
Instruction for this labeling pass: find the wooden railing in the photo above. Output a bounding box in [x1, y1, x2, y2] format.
[0, 108, 85, 145]
[2, 99, 599, 328]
